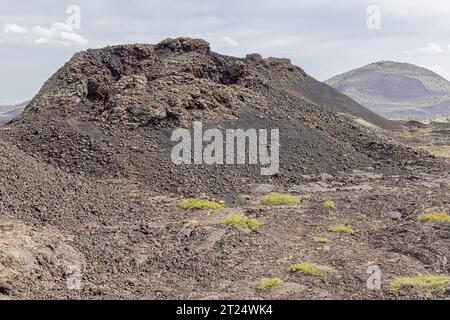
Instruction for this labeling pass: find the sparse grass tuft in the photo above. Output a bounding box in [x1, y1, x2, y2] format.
[418, 212, 450, 223]
[328, 224, 356, 234]
[389, 274, 450, 293]
[220, 214, 262, 230]
[261, 193, 300, 206]
[323, 200, 337, 209]
[313, 236, 331, 243]
[257, 277, 284, 292]
[289, 262, 335, 277]
[178, 198, 225, 210]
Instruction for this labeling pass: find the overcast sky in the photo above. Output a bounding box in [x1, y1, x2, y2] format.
[1, 0, 450, 104]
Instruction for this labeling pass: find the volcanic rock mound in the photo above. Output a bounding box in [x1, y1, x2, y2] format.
[21, 38, 267, 127]
[4, 38, 436, 196]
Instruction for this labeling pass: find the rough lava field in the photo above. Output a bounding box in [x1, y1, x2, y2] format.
[0, 38, 449, 300]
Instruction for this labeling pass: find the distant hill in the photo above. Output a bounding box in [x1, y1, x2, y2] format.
[0, 102, 28, 126]
[326, 61, 450, 120]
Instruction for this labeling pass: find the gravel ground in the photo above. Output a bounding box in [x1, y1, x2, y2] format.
[0, 38, 449, 299]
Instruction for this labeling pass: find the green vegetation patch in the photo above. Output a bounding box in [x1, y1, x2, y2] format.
[328, 224, 356, 234]
[390, 274, 450, 293]
[289, 262, 335, 277]
[322, 200, 337, 209]
[178, 198, 225, 210]
[261, 193, 300, 206]
[257, 277, 285, 292]
[220, 214, 262, 230]
[418, 212, 450, 223]
[313, 236, 331, 243]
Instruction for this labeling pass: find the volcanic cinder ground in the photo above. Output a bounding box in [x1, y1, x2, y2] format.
[0, 38, 449, 300]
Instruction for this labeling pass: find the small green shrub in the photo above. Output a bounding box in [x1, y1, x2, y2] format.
[313, 236, 331, 243]
[261, 193, 300, 206]
[328, 224, 356, 234]
[390, 274, 450, 293]
[323, 200, 337, 209]
[289, 262, 335, 277]
[257, 277, 285, 292]
[220, 214, 262, 230]
[178, 198, 225, 210]
[418, 212, 450, 223]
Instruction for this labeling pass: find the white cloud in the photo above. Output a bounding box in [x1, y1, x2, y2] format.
[222, 36, 240, 47]
[32, 26, 56, 39]
[52, 22, 74, 33]
[403, 49, 413, 55]
[3, 24, 28, 34]
[419, 42, 444, 54]
[59, 31, 88, 45]
[4, 21, 87, 46]
[31, 22, 88, 46]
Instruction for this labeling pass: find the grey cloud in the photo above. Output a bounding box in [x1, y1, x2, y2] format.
[1, 0, 450, 104]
